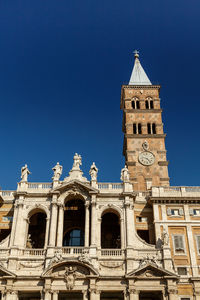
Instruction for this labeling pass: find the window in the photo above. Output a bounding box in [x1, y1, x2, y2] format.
[136, 216, 147, 222]
[173, 235, 185, 254]
[196, 235, 200, 254]
[132, 98, 140, 109]
[147, 123, 156, 134]
[63, 229, 84, 246]
[145, 98, 154, 109]
[133, 123, 142, 134]
[189, 208, 200, 216]
[180, 298, 190, 300]
[177, 267, 187, 275]
[167, 208, 184, 216]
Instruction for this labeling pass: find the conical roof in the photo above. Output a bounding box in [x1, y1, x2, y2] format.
[129, 51, 152, 85]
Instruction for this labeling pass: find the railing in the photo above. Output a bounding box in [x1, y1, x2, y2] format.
[98, 183, 123, 192]
[0, 191, 15, 198]
[152, 186, 200, 197]
[62, 247, 84, 255]
[100, 249, 124, 256]
[27, 183, 52, 190]
[21, 249, 46, 256]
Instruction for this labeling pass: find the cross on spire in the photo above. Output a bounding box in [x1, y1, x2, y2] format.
[134, 50, 139, 58]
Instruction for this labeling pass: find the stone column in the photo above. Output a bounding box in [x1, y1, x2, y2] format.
[9, 203, 19, 247]
[84, 201, 90, 247]
[44, 217, 50, 248]
[120, 217, 125, 249]
[12, 292, 18, 300]
[91, 195, 97, 246]
[44, 290, 52, 300]
[52, 291, 59, 300]
[125, 197, 135, 247]
[49, 196, 58, 247]
[129, 290, 139, 300]
[167, 288, 178, 300]
[57, 204, 64, 247]
[82, 290, 88, 300]
[13, 200, 24, 247]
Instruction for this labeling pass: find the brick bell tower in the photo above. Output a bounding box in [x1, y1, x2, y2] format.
[120, 51, 170, 191]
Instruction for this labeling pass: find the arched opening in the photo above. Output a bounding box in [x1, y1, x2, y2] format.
[27, 211, 46, 248]
[63, 199, 85, 247]
[101, 212, 121, 249]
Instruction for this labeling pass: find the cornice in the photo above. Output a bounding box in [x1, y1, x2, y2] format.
[124, 109, 162, 113]
[125, 134, 166, 139]
[122, 84, 161, 90]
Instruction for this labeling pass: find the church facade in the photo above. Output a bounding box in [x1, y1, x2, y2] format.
[0, 53, 200, 300]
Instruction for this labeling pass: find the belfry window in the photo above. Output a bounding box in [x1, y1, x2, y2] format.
[147, 123, 156, 134]
[145, 98, 154, 109]
[132, 98, 140, 109]
[133, 123, 142, 134]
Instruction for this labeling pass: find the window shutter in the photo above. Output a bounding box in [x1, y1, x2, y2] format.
[167, 208, 171, 216]
[196, 236, 200, 253]
[189, 208, 194, 216]
[179, 208, 184, 216]
[174, 235, 184, 251]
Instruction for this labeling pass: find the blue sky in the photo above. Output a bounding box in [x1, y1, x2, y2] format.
[0, 0, 200, 189]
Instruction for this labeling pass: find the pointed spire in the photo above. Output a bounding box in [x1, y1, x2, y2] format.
[129, 50, 152, 86]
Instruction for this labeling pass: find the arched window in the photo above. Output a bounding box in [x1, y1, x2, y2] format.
[132, 98, 140, 109]
[101, 212, 121, 249]
[147, 123, 156, 134]
[27, 212, 46, 248]
[63, 228, 84, 246]
[145, 98, 154, 109]
[133, 123, 142, 134]
[63, 199, 85, 247]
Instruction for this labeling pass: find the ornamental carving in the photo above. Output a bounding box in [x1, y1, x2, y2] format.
[78, 249, 92, 265]
[64, 266, 77, 290]
[100, 262, 124, 269]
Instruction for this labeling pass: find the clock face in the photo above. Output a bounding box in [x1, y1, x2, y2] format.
[138, 151, 155, 166]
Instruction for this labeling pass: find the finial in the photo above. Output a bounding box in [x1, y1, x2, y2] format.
[133, 50, 139, 58]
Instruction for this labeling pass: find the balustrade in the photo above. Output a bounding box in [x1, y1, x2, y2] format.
[62, 247, 84, 255]
[100, 249, 124, 256]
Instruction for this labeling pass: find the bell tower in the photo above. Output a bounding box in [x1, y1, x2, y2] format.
[121, 51, 169, 191]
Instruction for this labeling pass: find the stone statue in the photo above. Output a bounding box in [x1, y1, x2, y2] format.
[162, 228, 169, 246]
[26, 234, 32, 248]
[52, 162, 63, 181]
[89, 162, 98, 181]
[21, 164, 31, 182]
[72, 153, 82, 169]
[120, 165, 130, 182]
[64, 266, 77, 289]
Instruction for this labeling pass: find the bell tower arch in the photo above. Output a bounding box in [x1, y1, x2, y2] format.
[121, 51, 169, 191]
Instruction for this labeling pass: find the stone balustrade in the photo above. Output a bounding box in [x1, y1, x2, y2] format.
[152, 186, 200, 197]
[62, 247, 84, 255]
[100, 249, 124, 257]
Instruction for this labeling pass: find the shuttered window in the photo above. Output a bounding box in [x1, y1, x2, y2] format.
[173, 235, 185, 253]
[196, 235, 200, 254]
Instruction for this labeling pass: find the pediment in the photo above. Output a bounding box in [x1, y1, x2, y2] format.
[42, 260, 99, 278]
[53, 180, 98, 198]
[127, 263, 178, 279]
[0, 263, 16, 277]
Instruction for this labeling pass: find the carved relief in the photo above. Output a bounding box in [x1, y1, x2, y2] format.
[100, 261, 124, 269]
[64, 266, 77, 289]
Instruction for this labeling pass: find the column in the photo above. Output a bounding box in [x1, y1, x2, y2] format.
[12, 292, 18, 300]
[44, 217, 50, 248]
[120, 217, 125, 249]
[90, 290, 96, 300]
[84, 202, 90, 247]
[186, 224, 198, 276]
[57, 204, 64, 247]
[82, 290, 88, 300]
[129, 290, 139, 300]
[13, 201, 24, 247]
[44, 291, 52, 300]
[52, 291, 59, 300]
[9, 203, 19, 247]
[91, 195, 96, 246]
[125, 197, 135, 247]
[49, 199, 58, 247]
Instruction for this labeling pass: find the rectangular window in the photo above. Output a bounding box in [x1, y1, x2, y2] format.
[196, 235, 200, 254]
[173, 235, 185, 254]
[171, 209, 179, 216]
[194, 209, 200, 216]
[177, 267, 187, 275]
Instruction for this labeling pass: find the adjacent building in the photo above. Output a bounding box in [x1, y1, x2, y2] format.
[0, 53, 199, 300]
